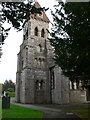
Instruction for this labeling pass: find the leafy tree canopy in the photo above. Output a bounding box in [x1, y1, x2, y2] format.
[2, 79, 15, 92]
[50, 2, 89, 86]
[0, 1, 48, 43]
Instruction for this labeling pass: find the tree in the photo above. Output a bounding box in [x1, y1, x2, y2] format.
[50, 2, 89, 86]
[2, 80, 15, 92]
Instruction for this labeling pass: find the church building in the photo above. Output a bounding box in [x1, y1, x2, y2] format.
[16, 1, 89, 104]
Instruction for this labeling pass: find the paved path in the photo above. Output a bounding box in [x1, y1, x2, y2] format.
[11, 100, 84, 120]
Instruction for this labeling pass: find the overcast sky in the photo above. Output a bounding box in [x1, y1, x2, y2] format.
[0, 0, 57, 84]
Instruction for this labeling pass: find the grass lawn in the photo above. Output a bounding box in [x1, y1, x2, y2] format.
[61, 105, 90, 120]
[2, 104, 44, 119]
[72, 108, 90, 120]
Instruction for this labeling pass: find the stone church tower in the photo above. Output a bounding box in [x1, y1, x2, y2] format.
[16, 1, 52, 103]
[16, 1, 87, 104]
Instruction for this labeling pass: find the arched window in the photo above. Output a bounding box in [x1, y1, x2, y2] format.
[41, 58, 45, 67]
[35, 58, 37, 67]
[40, 80, 45, 90]
[23, 29, 28, 40]
[35, 27, 38, 36]
[39, 58, 41, 66]
[21, 60, 23, 69]
[41, 29, 45, 38]
[71, 81, 75, 90]
[38, 44, 42, 52]
[23, 35, 25, 40]
[35, 80, 39, 90]
[26, 29, 28, 38]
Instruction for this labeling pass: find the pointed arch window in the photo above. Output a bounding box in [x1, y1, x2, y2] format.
[41, 29, 45, 38]
[35, 80, 45, 90]
[39, 44, 42, 52]
[35, 27, 38, 36]
[26, 29, 28, 38]
[40, 80, 45, 90]
[35, 80, 39, 90]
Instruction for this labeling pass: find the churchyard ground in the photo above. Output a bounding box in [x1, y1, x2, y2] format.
[72, 108, 90, 120]
[61, 104, 90, 120]
[0, 97, 43, 119]
[1, 97, 90, 120]
[2, 104, 43, 119]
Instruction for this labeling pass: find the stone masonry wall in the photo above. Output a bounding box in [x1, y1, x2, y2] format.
[69, 90, 87, 103]
[30, 18, 49, 39]
[51, 66, 70, 104]
[52, 66, 62, 104]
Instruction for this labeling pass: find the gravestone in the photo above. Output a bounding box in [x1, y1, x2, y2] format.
[2, 93, 10, 109]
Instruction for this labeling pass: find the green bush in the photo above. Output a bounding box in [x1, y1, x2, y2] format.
[7, 88, 14, 92]
[7, 92, 15, 97]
